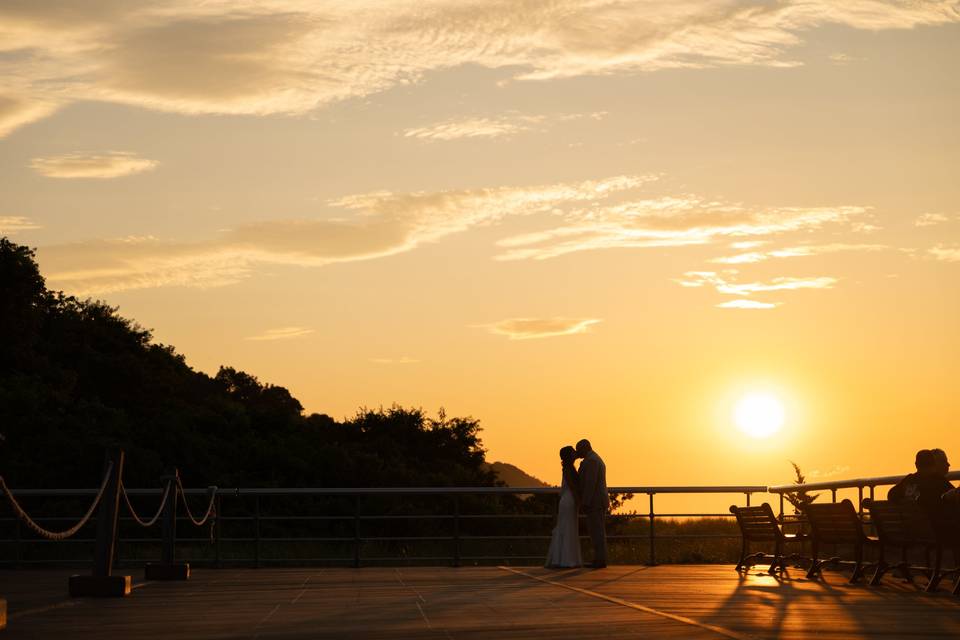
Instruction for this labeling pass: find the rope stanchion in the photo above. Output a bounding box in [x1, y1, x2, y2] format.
[145, 472, 216, 581]
[121, 480, 172, 528]
[69, 449, 132, 597]
[0, 462, 114, 541]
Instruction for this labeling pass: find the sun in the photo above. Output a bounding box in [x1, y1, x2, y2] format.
[734, 392, 785, 439]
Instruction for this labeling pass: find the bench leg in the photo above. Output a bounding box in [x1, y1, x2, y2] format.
[926, 546, 944, 593]
[768, 540, 784, 575]
[806, 541, 820, 579]
[735, 540, 748, 572]
[870, 560, 888, 586]
[850, 545, 866, 584]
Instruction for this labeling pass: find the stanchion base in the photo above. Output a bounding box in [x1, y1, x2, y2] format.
[1, 596, 7, 630]
[68, 575, 131, 597]
[145, 562, 190, 580]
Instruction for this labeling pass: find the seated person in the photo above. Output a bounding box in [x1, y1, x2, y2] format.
[889, 448, 955, 530]
[889, 450, 953, 505]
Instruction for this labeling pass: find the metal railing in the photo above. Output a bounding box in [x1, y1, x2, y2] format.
[4, 471, 957, 567]
[768, 470, 960, 519]
[1, 485, 764, 567]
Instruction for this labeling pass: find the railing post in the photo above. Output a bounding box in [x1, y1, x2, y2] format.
[215, 494, 222, 569]
[13, 516, 21, 569]
[254, 494, 261, 569]
[353, 495, 361, 568]
[745, 492, 751, 507]
[831, 489, 837, 503]
[857, 486, 864, 517]
[778, 493, 784, 522]
[647, 492, 656, 566]
[145, 471, 190, 580]
[452, 494, 461, 568]
[161, 472, 177, 565]
[69, 449, 131, 597]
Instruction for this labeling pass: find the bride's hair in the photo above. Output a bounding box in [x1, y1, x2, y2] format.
[559, 445, 576, 467]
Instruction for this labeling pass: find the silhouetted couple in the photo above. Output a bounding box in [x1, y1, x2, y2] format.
[545, 439, 608, 569]
[889, 448, 959, 532]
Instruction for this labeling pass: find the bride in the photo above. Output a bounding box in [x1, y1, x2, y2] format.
[545, 445, 583, 568]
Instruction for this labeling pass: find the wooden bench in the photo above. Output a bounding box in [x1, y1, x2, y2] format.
[803, 499, 878, 583]
[865, 498, 959, 593]
[730, 503, 805, 574]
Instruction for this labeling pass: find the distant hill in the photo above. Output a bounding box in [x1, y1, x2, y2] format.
[485, 461, 550, 487]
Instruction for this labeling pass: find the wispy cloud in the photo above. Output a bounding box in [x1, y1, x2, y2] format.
[2, 2, 957, 135]
[495, 200, 867, 261]
[716, 299, 778, 309]
[483, 317, 601, 340]
[244, 326, 315, 341]
[38, 174, 649, 295]
[915, 213, 950, 227]
[0, 216, 41, 235]
[36, 172, 871, 296]
[0, 95, 57, 139]
[928, 245, 960, 262]
[808, 465, 851, 479]
[711, 243, 887, 264]
[30, 152, 159, 179]
[828, 52, 863, 65]
[401, 112, 605, 141]
[370, 356, 420, 364]
[677, 271, 838, 296]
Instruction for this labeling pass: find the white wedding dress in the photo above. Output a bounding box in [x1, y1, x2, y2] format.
[545, 472, 583, 568]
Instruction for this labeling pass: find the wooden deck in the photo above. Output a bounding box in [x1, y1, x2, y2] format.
[2, 565, 959, 639]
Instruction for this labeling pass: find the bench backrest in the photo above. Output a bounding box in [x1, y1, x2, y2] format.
[864, 499, 910, 545]
[865, 498, 938, 546]
[803, 499, 864, 544]
[729, 503, 781, 542]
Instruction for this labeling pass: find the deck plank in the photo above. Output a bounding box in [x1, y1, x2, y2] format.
[1, 565, 959, 639]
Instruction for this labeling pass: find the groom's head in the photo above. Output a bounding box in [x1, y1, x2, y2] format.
[575, 439, 592, 458]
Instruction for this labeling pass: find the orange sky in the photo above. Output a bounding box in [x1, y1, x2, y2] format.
[1, 1, 958, 494]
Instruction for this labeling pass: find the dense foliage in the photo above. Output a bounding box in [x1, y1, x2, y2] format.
[0, 237, 496, 490]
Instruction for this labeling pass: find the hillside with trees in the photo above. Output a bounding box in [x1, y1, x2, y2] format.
[0, 237, 498, 490]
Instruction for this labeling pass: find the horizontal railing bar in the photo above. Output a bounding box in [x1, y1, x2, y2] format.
[768, 470, 960, 493]
[8, 485, 769, 496]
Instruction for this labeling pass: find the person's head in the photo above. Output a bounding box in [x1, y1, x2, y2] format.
[913, 449, 936, 473]
[931, 448, 950, 477]
[560, 446, 577, 467]
[575, 439, 592, 458]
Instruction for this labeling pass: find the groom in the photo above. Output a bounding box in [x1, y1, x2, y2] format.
[575, 439, 608, 568]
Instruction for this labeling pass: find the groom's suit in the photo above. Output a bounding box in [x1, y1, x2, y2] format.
[579, 450, 608, 567]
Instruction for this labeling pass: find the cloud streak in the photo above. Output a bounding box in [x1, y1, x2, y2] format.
[30, 152, 159, 179]
[716, 299, 778, 309]
[915, 213, 950, 227]
[37, 174, 648, 295]
[495, 200, 867, 261]
[2, 1, 958, 135]
[401, 112, 605, 141]
[677, 271, 838, 296]
[245, 326, 315, 341]
[34, 173, 870, 296]
[929, 245, 960, 262]
[0, 216, 42, 235]
[483, 317, 601, 340]
[711, 243, 887, 264]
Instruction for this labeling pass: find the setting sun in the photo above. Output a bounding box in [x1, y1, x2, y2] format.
[734, 392, 785, 439]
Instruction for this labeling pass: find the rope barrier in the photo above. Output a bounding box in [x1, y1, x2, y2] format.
[177, 477, 217, 527]
[0, 462, 114, 541]
[120, 480, 172, 528]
